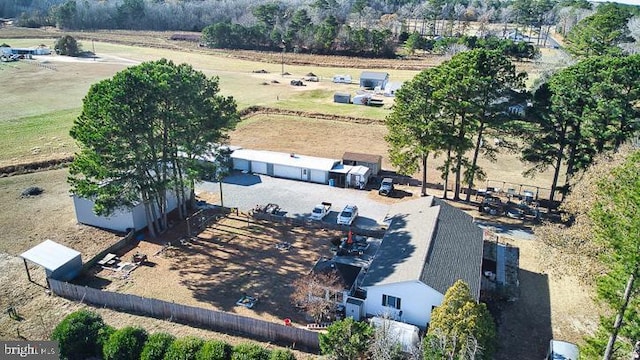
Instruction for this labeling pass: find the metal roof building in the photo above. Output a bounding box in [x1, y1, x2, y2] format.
[359, 71, 390, 90]
[20, 240, 82, 283]
[231, 148, 340, 184]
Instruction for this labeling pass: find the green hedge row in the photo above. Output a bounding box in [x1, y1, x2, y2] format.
[51, 310, 296, 360]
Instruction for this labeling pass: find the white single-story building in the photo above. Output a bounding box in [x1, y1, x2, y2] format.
[384, 82, 403, 97]
[3, 46, 51, 55]
[73, 189, 181, 233]
[347, 196, 483, 329]
[360, 71, 390, 90]
[231, 148, 340, 184]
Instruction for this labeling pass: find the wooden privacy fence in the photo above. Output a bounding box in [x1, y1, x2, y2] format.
[48, 279, 320, 351]
[251, 212, 386, 238]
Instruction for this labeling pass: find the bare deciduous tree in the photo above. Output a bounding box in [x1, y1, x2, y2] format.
[290, 272, 342, 323]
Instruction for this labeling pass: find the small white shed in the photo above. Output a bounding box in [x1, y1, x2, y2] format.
[369, 317, 420, 353]
[347, 165, 370, 189]
[20, 240, 82, 282]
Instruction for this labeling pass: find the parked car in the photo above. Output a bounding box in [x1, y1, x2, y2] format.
[310, 202, 331, 220]
[479, 196, 504, 215]
[337, 204, 358, 226]
[378, 178, 394, 196]
[545, 340, 579, 360]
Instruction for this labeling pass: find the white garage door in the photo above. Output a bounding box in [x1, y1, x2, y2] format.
[310, 170, 327, 184]
[251, 161, 268, 174]
[233, 158, 250, 171]
[274, 165, 302, 180]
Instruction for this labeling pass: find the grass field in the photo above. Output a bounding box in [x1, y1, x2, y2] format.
[0, 36, 406, 166]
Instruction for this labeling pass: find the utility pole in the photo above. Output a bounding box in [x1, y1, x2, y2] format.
[281, 39, 285, 76]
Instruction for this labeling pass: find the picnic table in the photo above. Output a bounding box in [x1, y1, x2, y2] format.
[97, 253, 118, 266]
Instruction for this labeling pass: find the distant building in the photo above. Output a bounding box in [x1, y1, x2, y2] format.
[334, 92, 351, 104]
[3, 46, 51, 55]
[359, 71, 389, 89]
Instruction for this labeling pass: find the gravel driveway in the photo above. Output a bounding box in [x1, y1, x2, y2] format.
[195, 173, 392, 228]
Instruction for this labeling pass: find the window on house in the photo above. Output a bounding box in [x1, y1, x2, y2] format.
[382, 294, 401, 309]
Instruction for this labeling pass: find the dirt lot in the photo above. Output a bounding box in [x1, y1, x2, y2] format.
[90, 215, 342, 325]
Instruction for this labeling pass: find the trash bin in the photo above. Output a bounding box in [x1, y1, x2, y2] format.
[329, 179, 335, 187]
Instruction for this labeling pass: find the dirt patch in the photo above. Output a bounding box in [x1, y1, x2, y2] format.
[0, 156, 74, 177]
[90, 214, 343, 326]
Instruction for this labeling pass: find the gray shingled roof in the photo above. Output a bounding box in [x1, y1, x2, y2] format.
[421, 198, 483, 300]
[360, 197, 483, 301]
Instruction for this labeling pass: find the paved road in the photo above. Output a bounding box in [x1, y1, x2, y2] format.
[195, 173, 392, 228]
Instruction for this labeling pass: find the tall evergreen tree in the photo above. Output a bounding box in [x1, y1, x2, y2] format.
[69, 59, 238, 237]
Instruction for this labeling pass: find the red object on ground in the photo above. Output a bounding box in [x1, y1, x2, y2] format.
[284, 318, 292, 326]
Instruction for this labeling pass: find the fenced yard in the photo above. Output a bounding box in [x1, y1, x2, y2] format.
[49, 279, 320, 351]
[82, 214, 346, 331]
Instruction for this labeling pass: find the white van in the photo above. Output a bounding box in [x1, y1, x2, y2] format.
[546, 340, 579, 360]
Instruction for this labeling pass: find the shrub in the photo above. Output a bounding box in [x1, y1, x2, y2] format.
[164, 336, 204, 360]
[54, 35, 80, 56]
[319, 317, 373, 360]
[51, 310, 108, 360]
[231, 343, 270, 360]
[196, 340, 231, 360]
[268, 349, 296, 360]
[103, 326, 148, 360]
[140, 333, 176, 360]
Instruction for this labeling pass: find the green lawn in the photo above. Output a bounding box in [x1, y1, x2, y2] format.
[0, 109, 78, 163]
[0, 38, 407, 165]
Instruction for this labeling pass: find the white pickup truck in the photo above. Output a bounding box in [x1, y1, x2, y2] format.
[310, 202, 332, 220]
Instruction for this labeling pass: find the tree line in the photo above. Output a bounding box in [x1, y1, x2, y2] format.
[387, 1, 639, 204]
[8, 0, 633, 58]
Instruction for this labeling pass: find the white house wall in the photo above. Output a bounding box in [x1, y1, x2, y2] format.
[364, 281, 444, 329]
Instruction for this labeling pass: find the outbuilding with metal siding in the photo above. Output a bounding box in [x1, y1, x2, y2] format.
[72, 189, 182, 233]
[231, 148, 339, 184]
[251, 161, 268, 174]
[343, 152, 382, 175]
[359, 71, 390, 90]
